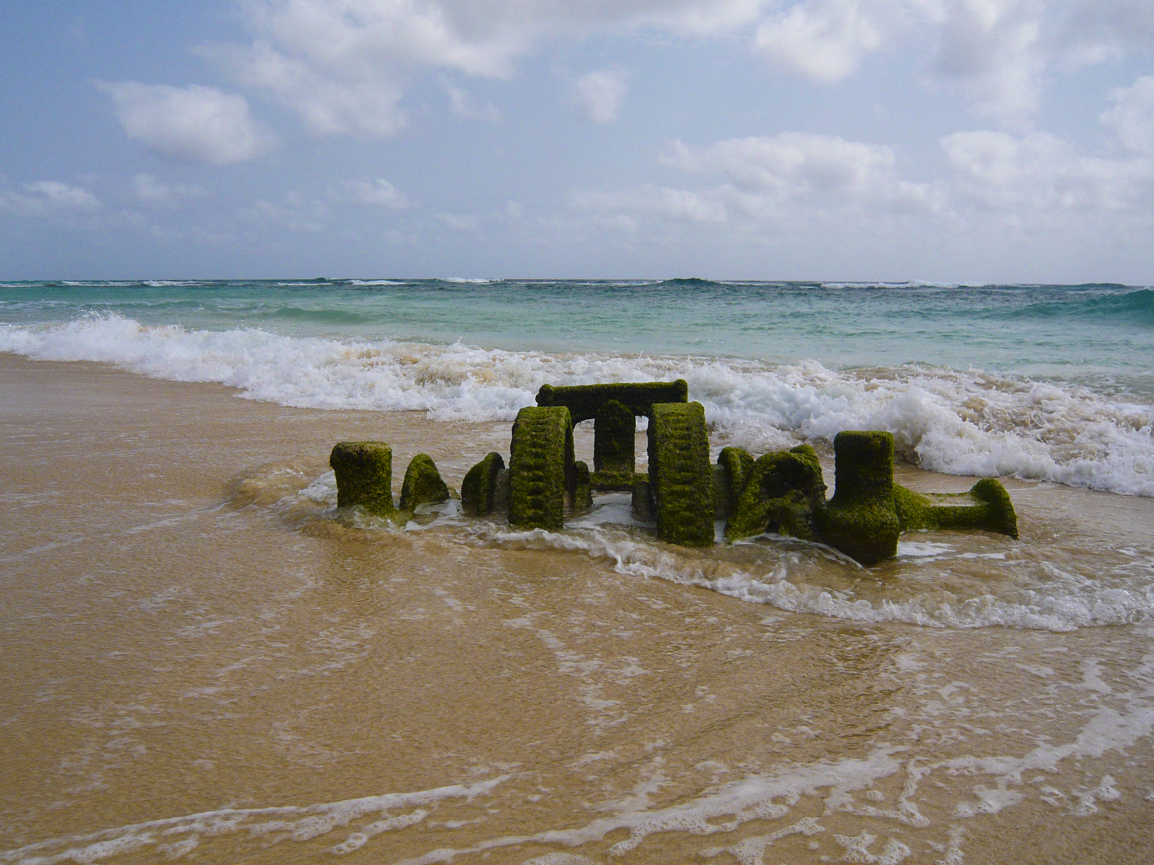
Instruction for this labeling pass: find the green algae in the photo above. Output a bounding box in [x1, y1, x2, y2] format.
[329, 441, 395, 516]
[724, 445, 827, 542]
[509, 405, 574, 530]
[329, 383, 1017, 565]
[398, 453, 451, 512]
[716, 446, 755, 518]
[593, 398, 636, 484]
[631, 479, 655, 521]
[815, 431, 901, 565]
[591, 471, 650, 491]
[493, 467, 511, 514]
[461, 452, 506, 516]
[571, 460, 593, 511]
[892, 477, 1018, 538]
[536, 380, 688, 423]
[712, 464, 729, 520]
[718, 434, 1016, 562]
[647, 401, 714, 547]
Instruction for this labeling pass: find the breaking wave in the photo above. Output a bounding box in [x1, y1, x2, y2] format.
[1, 313, 1151, 496]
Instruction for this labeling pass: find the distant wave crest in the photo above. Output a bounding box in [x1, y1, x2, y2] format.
[1005, 286, 1154, 324]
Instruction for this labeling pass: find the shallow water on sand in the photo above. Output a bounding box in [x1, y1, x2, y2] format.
[2, 356, 1154, 865]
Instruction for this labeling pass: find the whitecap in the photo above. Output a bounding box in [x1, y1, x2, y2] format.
[1, 314, 1152, 497]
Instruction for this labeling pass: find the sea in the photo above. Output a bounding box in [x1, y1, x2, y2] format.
[1, 279, 1153, 864]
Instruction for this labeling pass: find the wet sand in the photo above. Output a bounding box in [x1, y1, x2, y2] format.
[2, 354, 1153, 864]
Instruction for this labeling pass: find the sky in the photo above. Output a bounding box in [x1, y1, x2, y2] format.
[1, 0, 1153, 282]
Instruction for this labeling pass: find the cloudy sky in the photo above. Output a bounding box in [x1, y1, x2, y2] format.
[2, 0, 1153, 281]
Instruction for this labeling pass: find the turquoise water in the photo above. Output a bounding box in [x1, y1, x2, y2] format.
[2, 279, 1152, 495]
[2, 279, 1151, 384]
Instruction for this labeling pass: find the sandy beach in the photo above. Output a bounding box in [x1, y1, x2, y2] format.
[3, 353, 1154, 864]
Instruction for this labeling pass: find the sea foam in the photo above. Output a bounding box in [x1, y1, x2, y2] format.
[1, 314, 1151, 496]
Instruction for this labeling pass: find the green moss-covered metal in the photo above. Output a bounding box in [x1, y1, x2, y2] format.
[714, 436, 1016, 561]
[398, 453, 451, 512]
[712, 464, 729, 520]
[716, 446, 755, 517]
[461, 452, 505, 516]
[815, 431, 901, 565]
[329, 441, 395, 516]
[724, 445, 827, 542]
[892, 477, 1018, 538]
[328, 381, 1018, 565]
[969, 478, 1019, 538]
[493, 468, 511, 514]
[571, 460, 593, 511]
[647, 401, 715, 547]
[594, 398, 636, 481]
[632, 479, 654, 521]
[508, 405, 573, 530]
[536, 380, 688, 424]
[591, 471, 650, 491]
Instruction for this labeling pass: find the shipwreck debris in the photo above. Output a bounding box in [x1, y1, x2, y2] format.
[331, 380, 1017, 564]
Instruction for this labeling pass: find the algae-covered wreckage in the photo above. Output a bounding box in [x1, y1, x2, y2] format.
[330, 380, 1018, 565]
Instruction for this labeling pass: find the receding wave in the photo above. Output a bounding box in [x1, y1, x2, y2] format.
[465, 522, 1154, 631]
[2, 313, 1151, 496]
[253, 477, 1154, 632]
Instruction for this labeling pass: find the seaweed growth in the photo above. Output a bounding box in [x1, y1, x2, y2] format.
[329, 382, 1018, 565]
[329, 441, 395, 516]
[461, 452, 505, 516]
[535, 380, 687, 423]
[508, 405, 574, 531]
[815, 431, 903, 565]
[724, 445, 827, 543]
[399, 453, 450, 512]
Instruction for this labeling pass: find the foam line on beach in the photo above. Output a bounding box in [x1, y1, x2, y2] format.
[5, 676, 1153, 864]
[462, 523, 1154, 631]
[384, 661, 1154, 864]
[0, 777, 508, 865]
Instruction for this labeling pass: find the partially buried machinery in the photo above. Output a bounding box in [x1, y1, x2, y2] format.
[329, 379, 1018, 566]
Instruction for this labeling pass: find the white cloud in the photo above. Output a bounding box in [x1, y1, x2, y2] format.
[1061, 0, 1154, 66]
[190, 0, 1154, 139]
[436, 212, 482, 230]
[0, 180, 101, 218]
[575, 131, 947, 243]
[753, 0, 1050, 121]
[576, 68, 629, 122]
[576, 112, 1154, 247]
[334, 177, 409, 208]
[754, 0, 895, 82]
[574, 184, 728, 223]
[202, 0, 769, 138]
[96, 81, 274, 164]
[1101, 75, 1154, 153]
[240, 192, 330, 232]
[942, 129, 1153, 212]
[663, 132, 936, 209]
[199, 40, 408, 137]
[443, 79, 501, 122]
[931, 0, 1048, 122]
[132, 173, 204, 208]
